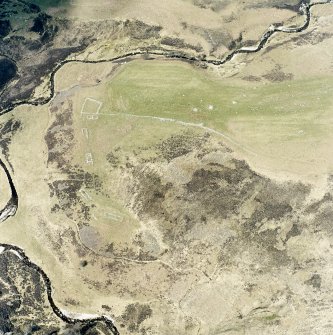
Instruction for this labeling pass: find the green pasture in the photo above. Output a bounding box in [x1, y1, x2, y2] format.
[104, 60, 333, 134]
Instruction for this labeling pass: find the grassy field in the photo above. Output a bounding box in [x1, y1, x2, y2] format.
[46, 58, 333, 184]
[104, 60, 333, 130]
[75, 59, 332, 182]
[50, 58, 333, 183]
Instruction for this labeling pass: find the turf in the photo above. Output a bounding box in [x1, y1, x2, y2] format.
[104, 60, 333, 134]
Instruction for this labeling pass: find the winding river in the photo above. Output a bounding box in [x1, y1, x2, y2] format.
[0, 158, 17, 222]
[0, 243, 119, 334]
[0, 0, 331, 333]
[1, 1, 332, 117]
